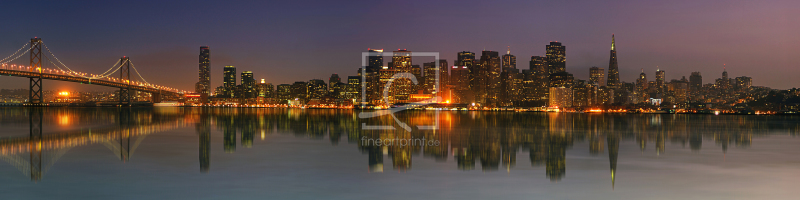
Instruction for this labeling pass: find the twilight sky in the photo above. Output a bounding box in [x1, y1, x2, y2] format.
[0, 0, 798, 91]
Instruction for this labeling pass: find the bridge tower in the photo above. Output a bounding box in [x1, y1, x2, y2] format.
[29, 38, 43, 105]
[152, 92, 161, 103]
[29, 108, 43, 181]
[118, 107, 132, 161]
[119, 56, 132, 106]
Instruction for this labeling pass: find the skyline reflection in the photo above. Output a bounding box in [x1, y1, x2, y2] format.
[0, 107, 798, 187]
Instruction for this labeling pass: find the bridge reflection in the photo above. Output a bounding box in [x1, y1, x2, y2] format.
[0, 107, 191, 181]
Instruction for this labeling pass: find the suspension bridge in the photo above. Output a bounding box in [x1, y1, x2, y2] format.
[0, 38, 185, 105]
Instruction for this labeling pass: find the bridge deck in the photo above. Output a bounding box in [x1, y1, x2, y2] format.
[0, 120, 186, 155]
[0, 69, 179, 95]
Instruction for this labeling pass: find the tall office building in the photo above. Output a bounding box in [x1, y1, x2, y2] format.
[590, 67, 605, 86]
[241, 71, 256, 98]
[365, 49, 384, 104]
[422, 62, 437, 93]
[256, 80, 274, 99]
[480, 50, 501, 105]
[668, 80, 689, 103]
[456, 51, 476, 66]
[391, 49, 412, 70]
[387, 49, 414, 102]
[546, 42, 566, 74]
[606, 35, 620, 88]
[450, 66, 469, 88]
[197, 46, 211, 103]
[307, 79, 327, 100]
[438, 59, 449, 89]
[367, 49, 384, 70]
[572, 81, 596, 107]
[598, 86, 615, 105]
[548, 87, 573, 108]
[689, 72, 702, 91]
[329, 74, 341, 93]
[457, 51, 476, 88]
[718, 68, 731, 93]
[276, 84, 292, 103]
[345, 76, 361, 101]
[655, 69, 665, 96]
[291, 81, 308, 101]
[636, 69, 648, 103]
[549, 72, 574, 88]
[529, 56, 549, 103]
[222, 65, 236, 98]
[502, 47, 516, 70]
[450, 66, 470, 103]
[455, 52, 477, 104]
[689, 72, 702, 101]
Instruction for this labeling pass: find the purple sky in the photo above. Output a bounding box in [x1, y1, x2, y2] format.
[0, 0, 798, 91]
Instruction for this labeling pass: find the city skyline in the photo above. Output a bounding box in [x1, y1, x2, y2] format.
[0, 34, 767, 111]
[0, 0, 798, 92]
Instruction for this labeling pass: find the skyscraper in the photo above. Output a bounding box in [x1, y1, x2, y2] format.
[636, 69, 648, 103]
[345, 76, 361, 101]
[546, 42, 566, 74]
[291, 81, 307, 102]
[198, 46, 211, 103]
[549, 72, 574, 88]
[422, 62, 437, 93]
[590, 67, 605, 86]
[222, 65, 236, 98]
[367, 49, 384, 70]
[457, 51, 476, 88]
[276, 84, 292, 103]
[241, 71, 255, 98]
[448, 65, 469, 103]
[480, 50, 501, 105]
[391, 49, 412, 70]
[307, 79, 327, 100]
[716, 68, 732, 98]
[258, 80, 274, 99]
[365, 49, 384, 105]
[606, 35, 620, 88]
[329, 74, 341, 93]
[548, 87, 573, 108]
[502, 47, 516, 70]
[689, 72, 702, 101]
[438, 59, 449, 90]
[456, 51, 476, 66]
[655, 69, 665, 97]
[529, 56, 549, 103]
[388, 49, 414, 102]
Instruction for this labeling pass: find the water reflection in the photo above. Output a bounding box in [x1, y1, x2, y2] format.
[0, 107, 190, 181]
[0, 107, 798, 186]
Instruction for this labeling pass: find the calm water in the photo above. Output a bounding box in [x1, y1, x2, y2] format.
[1, 107, 799, 199]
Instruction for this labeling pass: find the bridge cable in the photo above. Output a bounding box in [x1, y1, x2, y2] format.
[0, 45, 32, 65]
[41, 43, 123, 79]
[128, 60, 153, 87]
[41, 43, 120, 79]
[0, 42, 29, 63]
